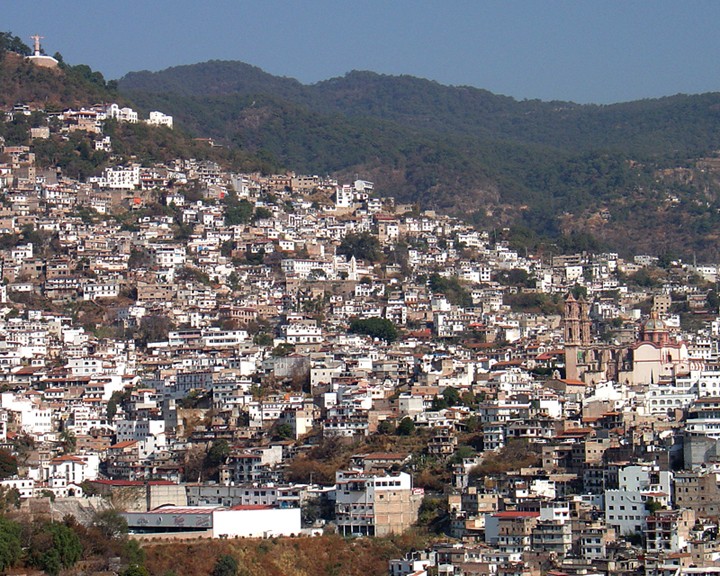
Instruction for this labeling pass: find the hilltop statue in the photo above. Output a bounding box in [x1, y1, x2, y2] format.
[27, 34, 58, 69]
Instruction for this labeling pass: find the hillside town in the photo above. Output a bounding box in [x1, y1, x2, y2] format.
[4, 91, 720, 576]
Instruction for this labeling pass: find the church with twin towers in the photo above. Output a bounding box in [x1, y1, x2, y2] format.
[562, 293, 694, 386]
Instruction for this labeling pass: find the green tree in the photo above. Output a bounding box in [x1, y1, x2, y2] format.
[0, 487, 20, 512]
[254, 333, 274, 347]
[136, 315, 173, 346]
[629, 268, 660, 288]
[59, 429, 76, 454]
[337, 232, 382, 263]
[504, 292, 564, 315]
[495, 268, 531, 287]
[0, 32, 31, 56]
[431, 396, 448, 411]
[451, 445, 477, 464]
[107, 397, 119, 420]
[348, 317, 399, 343]
[221, 241, 235, 258]
[106, 389, 130, 421]
[0, 450, 18, 479]
[377, 420, 395, 434]
[460, 391, 477, 408]
[13, 434, 35, 465]
[0, 517, 21, 572]
[707, 289, 720, 312]
[442, 387, 461, 406]
[122, 565, 150, 576]
[128, 247, 152, 269]
[122, 539, 145, 566]
[428, 274, 472, 308]
[252, 207, 273, 222]
[93, 509, 128, 540]
[463, 415, 480, 432]
[212, 554, 239, 576]
[246, 248, 265, 264]
[271, 342, 295, 357]
[31, 522, 82, 576]
[397, 417, 415, 436]
[205, 440, 230, 469]
[416, 494, 448, 532]
[224, 191, 254, 225]
[571, 283, 588, 299]
[275, 423, 293, 440]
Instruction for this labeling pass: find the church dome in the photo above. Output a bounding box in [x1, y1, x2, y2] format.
[644, 315, 666, 332]
[641, 310, 670, 344]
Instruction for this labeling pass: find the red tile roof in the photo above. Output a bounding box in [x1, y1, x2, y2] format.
[492, 511, 540, 518]
[90, 479, 176, 487]
[108, 440, 138, 449]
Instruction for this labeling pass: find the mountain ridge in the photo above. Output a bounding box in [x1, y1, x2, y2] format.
[119, 61, 720, 155]
[3, 40, 719, 259]
[116, 59, 720, 259]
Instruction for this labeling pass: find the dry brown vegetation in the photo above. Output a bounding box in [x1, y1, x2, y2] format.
[285, 431, 432, 485]
[470, 439, 541, 477]
[144, 532, 433, 576]
[0, 52, 118, 110]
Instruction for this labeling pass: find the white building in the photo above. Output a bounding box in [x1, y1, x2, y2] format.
[280, 317, 323, 344]
[605, 490, 650, 536]
[146, 111, 173, 129]
[96, 165, 141, 190]
[46, 454, 100, 484]
[152, 246, 187, 268]
[107, 103, 139, 123]
[335, 186, 354, 208]
[0, 393, 52, 436]
[644, 375, 698, 415]
[389, 550, 436, 576]
[123, 506, 301, 538]
[605, 464, 672, 536]
[116, 419, 166, 447]
[334, 469, 423, 537]
[82, 281, 120, 301]
[95, 136, 112, 152]
[310, 361, 344, 389]
[200, 328, 249, 348]
[0, 478, 35, 498]
[66, 357, 105, 376]
[280, 258, 336, 280]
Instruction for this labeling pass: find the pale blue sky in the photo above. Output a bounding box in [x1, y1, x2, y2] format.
[7, 0, 720, 103]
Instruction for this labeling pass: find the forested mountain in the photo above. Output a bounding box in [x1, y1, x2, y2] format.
[5, 34, 720, 259]
[120, 61, 720, 156]
[118, 61, 720, 258]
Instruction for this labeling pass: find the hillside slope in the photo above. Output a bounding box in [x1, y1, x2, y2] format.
[119, 61, 720, 258]
[120, 62, 720, 156]
[0, 52, 119, 110]
[143, 533, 429, 576]
[0, 41, 276, 179]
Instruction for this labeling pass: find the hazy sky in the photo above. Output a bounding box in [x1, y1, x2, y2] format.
[7, 0, 720, 104]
